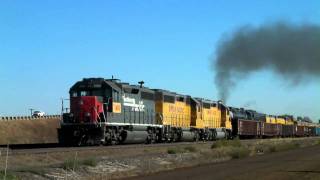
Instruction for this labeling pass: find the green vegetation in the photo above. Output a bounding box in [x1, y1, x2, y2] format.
[81, 157, 98, 167]
[167, 146, 198, 154]
[268, 145, 277, 152]
[0, 170, 18, 180]
[267, 142, 300, 153]
[228, 147, 250, 159]
[184, 146, 197, 152]
[210, 139, 250, 159]
[63, 158, 80, 170]
[63, 157, 98, 170]
[16, 166, 46, 176]
[211, 139, 242, 149]
[167, 147, 185, 154]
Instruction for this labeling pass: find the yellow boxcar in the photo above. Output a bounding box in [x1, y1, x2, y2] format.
[154, 90, 191, 128]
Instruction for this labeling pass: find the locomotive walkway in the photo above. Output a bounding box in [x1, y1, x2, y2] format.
[130, 145, 320, 180]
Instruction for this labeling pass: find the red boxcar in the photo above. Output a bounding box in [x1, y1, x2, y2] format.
[237, 119, 260, 137]
[261, 123, 280, 137]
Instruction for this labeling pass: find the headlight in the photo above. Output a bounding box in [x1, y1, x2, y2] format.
[85, 112, 91, 117]
[79, 100, 84, 105]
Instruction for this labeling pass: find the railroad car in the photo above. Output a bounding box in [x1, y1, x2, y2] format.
[275, 116, 286, 125]
[191, 99, 232, 140]
[154, 89, 194, 142]
[266, 115, 276, 124]
[316, 127, 320, 136]
[229, 108, 260, 138]
[278, 115, 295, 137]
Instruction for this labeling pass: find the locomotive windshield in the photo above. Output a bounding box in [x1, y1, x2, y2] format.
[71, 89, 105, 97]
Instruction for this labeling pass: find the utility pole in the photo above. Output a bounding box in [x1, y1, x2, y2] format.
[61, 98, 70, 114]
[29, 108, 34, 116]
[61, 98, 64, 114]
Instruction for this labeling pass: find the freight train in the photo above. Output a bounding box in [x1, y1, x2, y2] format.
[58, 78, 319, 146]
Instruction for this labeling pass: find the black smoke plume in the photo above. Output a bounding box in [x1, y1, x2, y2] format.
[213, 22, 320, 102]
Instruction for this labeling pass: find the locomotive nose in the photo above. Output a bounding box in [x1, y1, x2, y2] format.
[70, 96, 104, 124]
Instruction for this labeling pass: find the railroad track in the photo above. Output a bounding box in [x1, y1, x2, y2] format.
[1, 141, 211, 156]
[2, 137, 318, 156]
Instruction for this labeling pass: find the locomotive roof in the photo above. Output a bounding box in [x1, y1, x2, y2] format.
[153, 89, 179, 96]
[194, 97, 217, 104]
[70, 78, 121, 92]
[71, 78, 155, 93]
[118, 83, 155, 93]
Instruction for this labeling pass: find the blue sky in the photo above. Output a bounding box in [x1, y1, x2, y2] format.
[0, 1, 319, 120]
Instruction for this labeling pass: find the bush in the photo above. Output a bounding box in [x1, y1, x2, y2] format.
[0, 170, 17, 180]
[228, 147, 250, 159]
[63, 158, 80, 170]
[268, 145, 277, 153]
[167, 147, 184, 154]
[63, 157, 99, 170]
[167, 147, 191, 154]
[167, 149, 176, 154]
[268, 142, 300, 153]
[211, 139, 242, 149]
[16, 166, 46, 176]
[184, 146, 197, 152]
[82, 157, 98, 167]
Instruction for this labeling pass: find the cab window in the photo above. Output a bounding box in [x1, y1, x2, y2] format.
[80, 91, 87, 96]
[71, 92, 77, 97]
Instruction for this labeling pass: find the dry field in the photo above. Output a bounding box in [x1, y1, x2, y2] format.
[0, 137, 319, 180]
[0, 118, 60, 145]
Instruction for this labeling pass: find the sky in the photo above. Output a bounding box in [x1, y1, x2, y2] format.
[0, 1, 319, 121]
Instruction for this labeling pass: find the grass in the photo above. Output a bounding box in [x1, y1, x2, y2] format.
[267, 142, 300, 153]
[184, 146, 197, 152]
[211, 139, 242, 149]
[198, 138, 251, 160]
[0, 118, 60, 145]
[167, 146, 198, 154]
[15, 166, 46, 176]
[0, 170, 18, 180]
[209, 138, 302, 159]
[228, 147, 250, 159]
[81, 157, 98, 167]
[63, 157, 98, 170]
[167, 147, 185, 154]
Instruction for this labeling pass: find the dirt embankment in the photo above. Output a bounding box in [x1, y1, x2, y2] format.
[0, 118, 60, 145]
